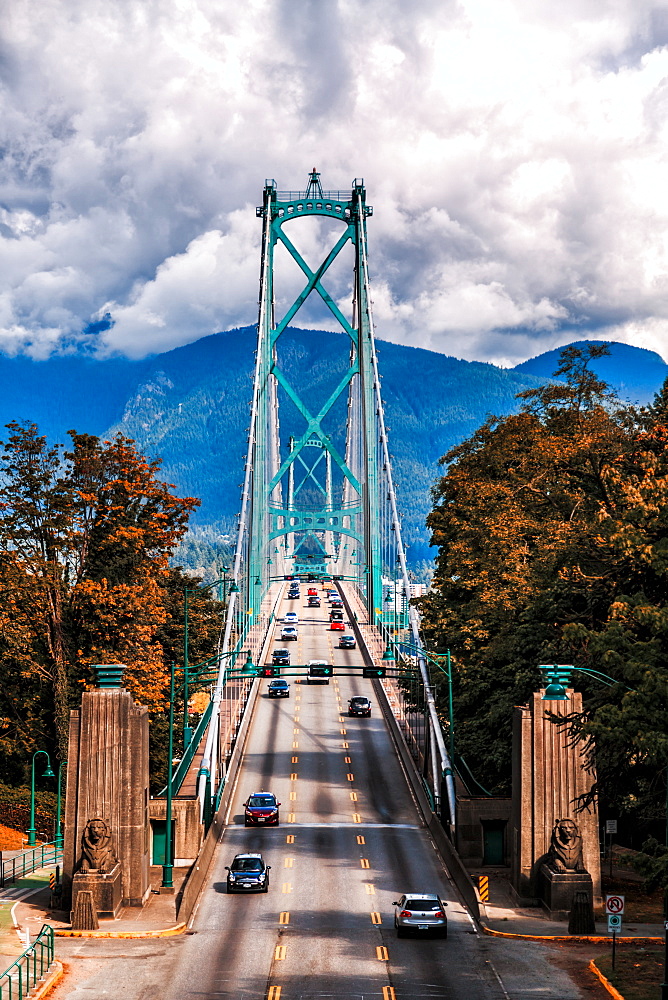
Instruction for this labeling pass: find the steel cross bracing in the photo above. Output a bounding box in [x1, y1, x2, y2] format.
[200, 171, 456, 832]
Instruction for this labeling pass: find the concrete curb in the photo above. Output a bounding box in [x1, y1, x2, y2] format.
[54, 922, 187, 939]
[588, 959, 625, 1000]
[480, 923, 662, 944]
[29, 960, 63, 1000]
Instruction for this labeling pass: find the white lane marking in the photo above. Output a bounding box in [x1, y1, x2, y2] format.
[486, 959, 512, 1000]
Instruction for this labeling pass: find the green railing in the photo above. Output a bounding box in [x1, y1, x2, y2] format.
[0, 923, 55, 1000]
[168, 701, 213, 796]
[0, 845, 62, 888]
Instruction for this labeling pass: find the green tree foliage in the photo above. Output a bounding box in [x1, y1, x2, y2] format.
[0, 423, 218, 792]
[420, 346, 668, 842]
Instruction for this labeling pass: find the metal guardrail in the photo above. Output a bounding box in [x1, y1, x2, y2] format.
[0, 923, 55, 1000]
[167, 700, 213, 796]
[0, 845, 62, 888]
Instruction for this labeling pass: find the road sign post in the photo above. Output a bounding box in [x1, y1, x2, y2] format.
[605, 896, 624, 971]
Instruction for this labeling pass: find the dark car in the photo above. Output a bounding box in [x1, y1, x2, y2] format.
[308, 596, 321, 607]
[339, 634, 356, 649]
[225, 853, 271, 893]
[288, 589, 300, 599]
[272, 648, 290, 666]
[244, 791, 281, 826]
[268, 679, 290, 698]
[329, 609, 344, 621]
[330, 599, 343, 609]
[348, 696, 371, 717]
[393, 893, 448, 937]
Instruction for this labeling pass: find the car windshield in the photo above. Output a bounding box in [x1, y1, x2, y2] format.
[248, 796, 275, 807]
[351, 698, 368, 705]
[271, 681, 288, 687]
[232, 858, 264, 872]
[404, 898, 441, 911]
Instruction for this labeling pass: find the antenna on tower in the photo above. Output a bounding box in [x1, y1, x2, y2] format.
[305, 168, 323, 198]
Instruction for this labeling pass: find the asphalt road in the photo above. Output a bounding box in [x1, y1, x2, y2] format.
[58, 587, 588, 1000]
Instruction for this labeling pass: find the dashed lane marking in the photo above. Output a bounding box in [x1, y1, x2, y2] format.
[275, 945, 287, 961]
[371, 911, 382, 924]
[281, 883, 292, 894]
[350, 791, 358, 801]
[286, 835, 295, 844]
[360, 858, 370, 869]
[347, 773, 354, 781]
[376, 946, 389, 961]
[356, 835, 365, 845]
[365, 884, 375, 895]
[279, 912, 290, 924]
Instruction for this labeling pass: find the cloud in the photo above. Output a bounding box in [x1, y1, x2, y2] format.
[1, 0, 668, 363]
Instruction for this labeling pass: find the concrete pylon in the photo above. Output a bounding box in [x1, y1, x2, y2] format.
[62, 667, 150, 913]
[511, 689, 601, 906]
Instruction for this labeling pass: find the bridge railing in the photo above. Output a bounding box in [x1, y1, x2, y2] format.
[0, 923, 55, 1000]
[0, 844, 62, 888]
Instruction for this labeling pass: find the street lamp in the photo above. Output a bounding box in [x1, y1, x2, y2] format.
[392, 641, 455, 768]
[27, 751, 54, 847]
[55, 759, 67, 851]
[161, 648, 256, 889]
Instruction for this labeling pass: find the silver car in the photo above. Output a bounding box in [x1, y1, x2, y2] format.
[281, 626, 298, 641]
[393, 893, 448, 937]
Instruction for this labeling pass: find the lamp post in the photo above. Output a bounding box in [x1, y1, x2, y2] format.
[389, 641, 455, 767]
[161, 648, 257, 889]
[27, 751, 54, 847]
[183, 573, 234, 750]
[55, 759, 67, 851]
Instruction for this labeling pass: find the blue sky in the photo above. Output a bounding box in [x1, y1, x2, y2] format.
[2, 0, 668, 365]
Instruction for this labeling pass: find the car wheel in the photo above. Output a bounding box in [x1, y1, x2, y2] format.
[263, 884, 269, 893]
[244, 819, 250, 827]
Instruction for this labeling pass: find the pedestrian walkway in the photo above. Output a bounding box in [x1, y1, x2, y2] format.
[475, 867, 664, 941]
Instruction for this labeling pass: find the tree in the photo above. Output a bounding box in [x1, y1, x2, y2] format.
[0, 424, 203, 777]
[420, 346, 668, 838]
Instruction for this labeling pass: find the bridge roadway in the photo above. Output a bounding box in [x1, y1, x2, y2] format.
[60, 583, 585, 1000]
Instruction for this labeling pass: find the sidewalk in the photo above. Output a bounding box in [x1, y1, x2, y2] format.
[474, 867, 664, 941]
[1, 864, 192, 956]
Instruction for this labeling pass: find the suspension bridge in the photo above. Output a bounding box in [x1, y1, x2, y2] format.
[162, 171, 455, 858]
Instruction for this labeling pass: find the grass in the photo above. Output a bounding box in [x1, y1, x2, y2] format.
[595, 945, 665, 1000]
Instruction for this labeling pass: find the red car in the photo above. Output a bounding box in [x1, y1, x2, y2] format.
[307, 587, 318, 596]
[244, 791, 281, 826]
[330, 620, 345, 631]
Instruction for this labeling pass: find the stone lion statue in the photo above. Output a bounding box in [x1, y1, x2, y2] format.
[80, 817, 118, 873]
[547, 818, 586, 872]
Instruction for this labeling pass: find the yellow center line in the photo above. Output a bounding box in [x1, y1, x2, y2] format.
[286, 835, 295, 844]
[353, 812, 362, 823]
[344, 757, 352, 764]
[340, 728, 347, 735]
[383, 987, 396, 999]
[370, 911, 382, 924]
[347, 773, 354, 781]
[376, 946, 389, 961]
[268, 987, 282, 1000]
[290, 772, 298, 780]
[284, 858, 294, 868]
[288, 812, 296, 823]
[360, 858, 370, 869]
[289, 791, 297, 800]
[275, 945, 287, 961]
[282, 883, 292, 893]
[292, 741, 299, 749]
[341, 741, 349, 749]
[350, 791, 358, 801]
[291, 756, 298, 763]
[365, 883, 375, 895]
[279, 912, 290, 925]
[356, 835, 365, 845]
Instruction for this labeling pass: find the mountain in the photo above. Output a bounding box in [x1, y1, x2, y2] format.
[512, 340, 668, 405]
[0, 332, 665, 573]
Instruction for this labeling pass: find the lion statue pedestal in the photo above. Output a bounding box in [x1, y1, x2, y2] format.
[70, 818, 123, 926]
[538, 819, 595, 921]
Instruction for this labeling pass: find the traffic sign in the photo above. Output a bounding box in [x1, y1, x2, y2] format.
[605, 819, 618, 834]
[605, 894, 625, 915]
[608, 914, 622, 932]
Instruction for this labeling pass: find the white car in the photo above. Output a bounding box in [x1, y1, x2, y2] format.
[281, 626, 298, 641]
[284, 612, 299, 625]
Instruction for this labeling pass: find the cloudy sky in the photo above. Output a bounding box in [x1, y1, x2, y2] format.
[2, 0, 668, 367]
